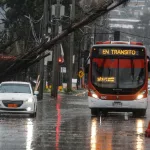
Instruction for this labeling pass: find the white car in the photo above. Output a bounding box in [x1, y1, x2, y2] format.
[0, 81, 38, 117]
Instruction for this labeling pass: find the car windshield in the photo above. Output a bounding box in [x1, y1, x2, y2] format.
[0, 84, 31, 94]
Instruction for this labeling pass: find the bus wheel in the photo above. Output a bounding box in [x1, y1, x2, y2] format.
[133, 109, 146, 117]
[91, 108, 99, 116]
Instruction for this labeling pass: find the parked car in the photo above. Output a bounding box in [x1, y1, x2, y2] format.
[0, 81, 38, 117]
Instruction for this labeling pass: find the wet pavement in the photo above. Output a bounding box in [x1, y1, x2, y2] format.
[0, 91, 150, 150]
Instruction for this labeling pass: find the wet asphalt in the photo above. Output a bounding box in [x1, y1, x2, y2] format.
[0, 91, 150, 150]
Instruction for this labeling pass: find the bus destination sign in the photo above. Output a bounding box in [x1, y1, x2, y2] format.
[97, 77, 116, 83]
[99, 49, 139, 56]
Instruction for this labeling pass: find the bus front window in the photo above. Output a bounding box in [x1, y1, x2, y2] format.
[119, 59, 145, 88]
[92, 58, 118, 88]
[91, 58, 145, 94]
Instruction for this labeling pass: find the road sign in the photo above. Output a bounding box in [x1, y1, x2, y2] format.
[78, 70, 84, 78]
[61, 67, 66, 73]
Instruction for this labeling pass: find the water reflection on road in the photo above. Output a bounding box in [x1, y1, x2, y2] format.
[90, 114, 146, 150]
[0, 115, 35, 150]
[91, 117, 112, 150]
[0, 93, 149, 150]
[56, 95, 61, 150]
[91, 118, 97, 150]
[136, 119, 144, 150]
[26, 118, 34, 150]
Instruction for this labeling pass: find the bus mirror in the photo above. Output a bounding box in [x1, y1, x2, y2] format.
[148, 61, 150, 72]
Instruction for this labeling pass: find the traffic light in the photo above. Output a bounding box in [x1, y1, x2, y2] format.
[58, 57, 64, 64]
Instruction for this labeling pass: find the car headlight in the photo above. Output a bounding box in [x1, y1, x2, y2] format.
[27, 107, 32, 111]
[137, 90, 146, 100]
[90, 90, 98, 99]
[28, 98, 33, 103]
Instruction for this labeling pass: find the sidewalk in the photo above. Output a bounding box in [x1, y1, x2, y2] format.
[44, 88, 88, 96]
[59, 88, 88, 96]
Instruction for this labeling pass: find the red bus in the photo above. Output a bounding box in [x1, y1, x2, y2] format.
[88, 41, 150, 117]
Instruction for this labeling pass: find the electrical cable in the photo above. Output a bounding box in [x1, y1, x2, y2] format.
[32, 15, 43, 24]
[38, 18, 42, 41]
[29, 15, 40, 43]
[103, 26, 150, 40]
[0, 10, 6, 19]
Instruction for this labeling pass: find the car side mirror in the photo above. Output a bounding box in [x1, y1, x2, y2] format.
[148, 61, 150, 72]
[34, 91, 39, 95]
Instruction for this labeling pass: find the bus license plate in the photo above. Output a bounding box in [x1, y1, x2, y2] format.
[113, 102, 122, 107]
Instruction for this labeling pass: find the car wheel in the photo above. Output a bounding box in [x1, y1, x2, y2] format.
[30, 104, 37, 118]
[30, 112, 36, 118]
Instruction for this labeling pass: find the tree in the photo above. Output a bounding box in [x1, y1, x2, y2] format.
[0, 0, 43, 53]
[0, 0, 130, 81]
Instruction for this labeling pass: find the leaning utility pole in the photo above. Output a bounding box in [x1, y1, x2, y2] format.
[39, 0, 49, 100]
[81, 27, 88, 88]
[51, 0, 60, 97]
[67, 0, 75, 91]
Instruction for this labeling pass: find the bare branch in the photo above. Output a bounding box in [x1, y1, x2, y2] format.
[0, 38, 19, 53]
[1, 0, 129, 78]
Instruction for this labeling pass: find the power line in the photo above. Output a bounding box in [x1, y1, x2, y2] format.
[120, 31, 150, 40]
[32, 15, 44, 23]
[103, 26, 150, 40]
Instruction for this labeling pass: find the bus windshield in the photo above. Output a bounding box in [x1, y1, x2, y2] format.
[91, 58, 145, 94]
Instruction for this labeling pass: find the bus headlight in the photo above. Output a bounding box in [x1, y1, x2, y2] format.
[137, 94, 143, 100]
[137, 90, 146, 100]
[92, 93, 98, 99]
[90, 90, 98, 99]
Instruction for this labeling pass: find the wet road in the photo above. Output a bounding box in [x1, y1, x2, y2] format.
[0, 91, 150, 150]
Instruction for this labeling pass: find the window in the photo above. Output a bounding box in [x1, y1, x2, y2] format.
[0, 84, 31, 94]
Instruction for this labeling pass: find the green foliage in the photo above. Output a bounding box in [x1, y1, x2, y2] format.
[63, 88, 77, 94]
